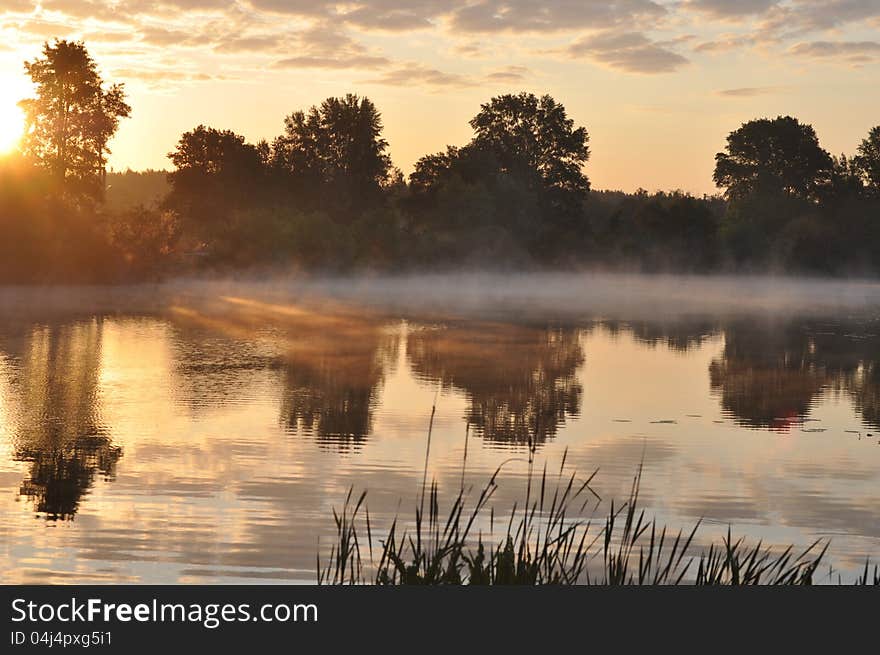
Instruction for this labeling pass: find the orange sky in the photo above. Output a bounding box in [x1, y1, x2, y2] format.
[1, 1, 878, 194]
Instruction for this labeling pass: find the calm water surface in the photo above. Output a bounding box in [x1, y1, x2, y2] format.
[1, 275, 878, 582]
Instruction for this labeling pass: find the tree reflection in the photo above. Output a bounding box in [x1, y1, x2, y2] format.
[709, 318, 880, 430]
[600, 318, 719, 352]
[3, 321, 121, 520]
[848, 363, 880, 429]
[407, 323, 583, 445]
[168, 296, 399, 452]
[279, 320, 398, 452]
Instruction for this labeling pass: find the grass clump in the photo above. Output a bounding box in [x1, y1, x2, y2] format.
[318, 428, 875, 586]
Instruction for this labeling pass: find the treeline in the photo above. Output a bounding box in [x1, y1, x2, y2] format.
[2, 40, 879, 282]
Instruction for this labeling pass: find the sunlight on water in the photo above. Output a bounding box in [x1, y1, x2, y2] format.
[0, 276, 878, 583]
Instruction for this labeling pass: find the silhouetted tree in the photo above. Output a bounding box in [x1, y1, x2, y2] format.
[595, 191, 721, 271]
[271, 94, 391, 213]
[166, 125, 265, 240]
[827, 154, 866, 200]
[855, 126, 880, 197]
[714, 116, 832, 201]
[409, 146, 462, 195]
[19, 40, 130, 201]
[470, 92, 590, 196]
[109, 206, 180, 277]
[406, 93, 591, 262]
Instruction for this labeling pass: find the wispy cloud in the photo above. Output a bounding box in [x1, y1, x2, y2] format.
[2, 0, 877, 95]
[272, 54, 391, 70]
[715, 86, 786, 97]
[683, 0, 780, 20]
[364, 63, 476, 88]
[485, 65, 530, 83]
[565, 31, 689, 74]
[789, 40, 880, 62]
[693, 36, 759, 53]
[449, 0, 667, 33]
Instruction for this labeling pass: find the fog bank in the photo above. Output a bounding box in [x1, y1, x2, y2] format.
[3, 273, 880, 323]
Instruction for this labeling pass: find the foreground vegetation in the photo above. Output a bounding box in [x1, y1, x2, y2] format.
[318, 432, 878, 585]
[3, 39, 880, 282]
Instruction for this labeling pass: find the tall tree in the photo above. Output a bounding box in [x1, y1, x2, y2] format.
[468, 92, 590, 196]
[713, 116, 833, 201]
[19, 40, 130, 200]
[855, 125, 880, 196]
[272, 94, 392, 211]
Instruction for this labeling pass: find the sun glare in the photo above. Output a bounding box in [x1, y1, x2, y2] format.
[0, 102, 25, 154]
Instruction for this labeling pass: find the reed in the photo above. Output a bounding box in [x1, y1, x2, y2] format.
[317, 426, 876, 586]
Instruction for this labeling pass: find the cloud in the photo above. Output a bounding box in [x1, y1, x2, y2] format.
[565, 31, 689, 73]
[9, 18, 78, 38]
[139, 27, 214, 47]
[84, 31, 137, 44]
[777, 0, 880, 32]
[683, 0, 779, 19]
[453, 42, 486, 58]
[6, 0, 877, 95]
[0, 0, 36, 12]
[789, 40, 880, 61]
[693, 36, 759, 53]
[246, 0, 668, 34]
[269, 22, 393, 69]
[364, 63, 475, 88]
[272, 54, 391, 70]
[39, 0, 130, 21]
[340, 7, 435, 31]
[681, 0, 880, 35]
[485, 65, 530, 83]
[246, 0, 443, 31]
[715, 86, 786, 97]
[115, 68, 217, 82]
[449, 0, 667, 33]
[213, 34, 284, 54]
[112, 66, 231, 90]
[245, 0, 331, 16]
[754, 0, 880, 40]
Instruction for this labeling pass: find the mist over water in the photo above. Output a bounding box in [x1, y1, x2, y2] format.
[5, 272, 880, 321]
[0, 272, 878, 583]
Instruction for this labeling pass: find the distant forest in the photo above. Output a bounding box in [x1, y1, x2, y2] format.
[1, 39, 879, 283]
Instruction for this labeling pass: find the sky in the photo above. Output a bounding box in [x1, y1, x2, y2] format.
[0, 0, 878, 194]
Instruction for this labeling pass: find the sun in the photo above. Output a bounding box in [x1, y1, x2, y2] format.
[0, 102, 25, 154]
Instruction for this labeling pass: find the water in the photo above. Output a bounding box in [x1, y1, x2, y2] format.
[0, 275, 878, 583]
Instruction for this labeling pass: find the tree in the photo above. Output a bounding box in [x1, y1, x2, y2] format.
[19, 40, 130, 201]
[272, 94, 391, 212]
[167, 126, 263, 208]
[713, 116, 832, 201]
[409, 146, 461, 194]
[826, 153, 865, 200]
[405, 93, 591, 262]
[166, 125, 265, 244]
[855, 126, 880, 196]
[468, 92, 590, 196]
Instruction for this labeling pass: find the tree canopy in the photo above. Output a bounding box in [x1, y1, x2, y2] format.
[271, 94, 391, 211]
[165, 125, 265, 241]
[5, 38, 880, 281]
[713, 116, 833, 201]
[469, 92, 590, 195]
[19, 39, 130, 201]
[855, 126, 880, 196]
